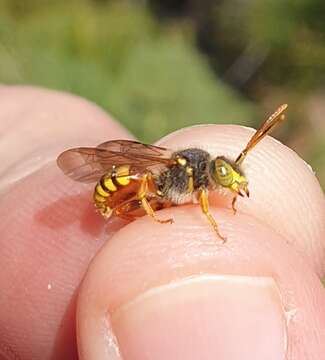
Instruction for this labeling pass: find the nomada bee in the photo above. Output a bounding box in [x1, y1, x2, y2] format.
[57, 104, 288, 241]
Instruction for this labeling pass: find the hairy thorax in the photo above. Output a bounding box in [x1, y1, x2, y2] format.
[155, 148, 211, 204]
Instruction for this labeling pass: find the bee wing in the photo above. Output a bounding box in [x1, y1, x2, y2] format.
[57, 140, 174, 183]
[235, 104, 288, 165]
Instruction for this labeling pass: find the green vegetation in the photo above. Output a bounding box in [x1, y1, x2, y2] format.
[0, 0, 255, 142]
[0, 0, 324, 185]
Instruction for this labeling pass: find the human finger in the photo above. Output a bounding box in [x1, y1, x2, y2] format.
[77, 208, 325, 360]
[0, 86, 131, 360]
[158, 124, 325, 275]
[0, 85, 131, 192]
[77, 124, 325, 359]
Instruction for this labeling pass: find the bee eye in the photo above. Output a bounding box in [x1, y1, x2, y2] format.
[218, 166, 228, 177]
[213, 158, 234, 186]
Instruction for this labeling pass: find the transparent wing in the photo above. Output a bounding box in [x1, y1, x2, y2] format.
[235, 104, 288, 165]
[57, 140, 174, 183]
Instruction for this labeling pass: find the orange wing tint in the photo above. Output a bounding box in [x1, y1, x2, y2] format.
[57, 140, 174, 183]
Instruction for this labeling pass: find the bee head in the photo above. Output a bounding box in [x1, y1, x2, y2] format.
[211, 157, 249, 197]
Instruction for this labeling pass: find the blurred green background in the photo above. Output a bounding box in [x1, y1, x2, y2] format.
[0, 0, 324, 186]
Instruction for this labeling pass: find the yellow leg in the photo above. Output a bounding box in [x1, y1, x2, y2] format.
[141, 197, 173, 224]
[97, 204, 113, 219]
[113, 198, 140, 221]
[138, 174, 173, 224]
[199, 188, 226, 242]
[231, 195, 237, 215]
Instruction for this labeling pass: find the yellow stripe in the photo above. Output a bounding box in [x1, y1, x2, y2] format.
[94, 192, 107, 203]
[96, 183, 109, 197]
[103, 178, 117, 192]
[116, 176, 130, 186]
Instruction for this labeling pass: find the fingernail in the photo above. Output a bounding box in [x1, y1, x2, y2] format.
[111, 275, 287, 360]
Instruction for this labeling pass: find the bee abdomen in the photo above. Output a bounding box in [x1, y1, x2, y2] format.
[93, 165, 132, 217]
[97, 165, 131, 194]
[93, 182, 111, 218]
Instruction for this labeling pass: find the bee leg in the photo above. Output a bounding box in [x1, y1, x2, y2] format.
[141, 197, 174, 224]
[113, 199, 140, 221]
[138, 174, 173, 224]
[198, 188, 226, 242]
[231, 195, 238, 215]
[96, 204, 113, 219]
[115, 212, 137, 221]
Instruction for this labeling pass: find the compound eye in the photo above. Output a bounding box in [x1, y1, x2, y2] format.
[214, 159, 233, 186]
[218, 165, 228, 177]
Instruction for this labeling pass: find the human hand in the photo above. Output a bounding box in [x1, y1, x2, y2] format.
[1, 86, 324, 360]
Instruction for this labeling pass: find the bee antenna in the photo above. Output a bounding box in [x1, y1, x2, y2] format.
[235, 104, 288, 166]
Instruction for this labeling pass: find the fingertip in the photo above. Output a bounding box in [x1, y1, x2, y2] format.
[77, 207, 325, 360]
[0, 85, 132, 191]
[0, 86, 132, 359]
[157, 124, 325, 275]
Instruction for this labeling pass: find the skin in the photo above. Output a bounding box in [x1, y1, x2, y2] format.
[0, 85, 324, 360]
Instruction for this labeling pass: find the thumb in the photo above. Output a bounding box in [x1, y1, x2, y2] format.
[77, 208, 325, 360]
[76, 126, 325, 360]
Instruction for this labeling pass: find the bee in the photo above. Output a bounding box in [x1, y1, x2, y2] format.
[57, 104, 288, 241]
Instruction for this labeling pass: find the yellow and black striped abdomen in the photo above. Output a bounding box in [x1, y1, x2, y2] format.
[93, 165, 132, 218]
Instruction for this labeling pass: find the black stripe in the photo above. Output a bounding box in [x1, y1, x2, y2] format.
[111, 173, 121, 188]
[100, 176, 109, 192]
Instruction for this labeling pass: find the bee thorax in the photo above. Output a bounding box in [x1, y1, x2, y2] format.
[155, 148, 210, 203]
